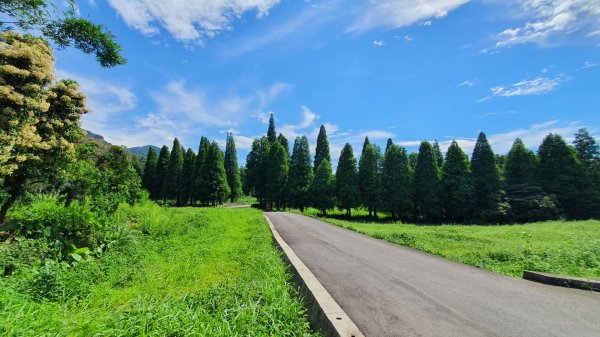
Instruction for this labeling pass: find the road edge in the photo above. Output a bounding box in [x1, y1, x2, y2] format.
[264, 214, 364, 337]
[523, 270, 600, 292]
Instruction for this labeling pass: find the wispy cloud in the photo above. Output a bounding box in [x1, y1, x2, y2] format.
[107, 0, 281, 44]
[373, 40, 385, 47]
[490, 77, 560, 97]
[347, 0, 469, 33]
[582, 61, 598, 69]
[493, 0, 600, 48]
[459, 79, 476, 87]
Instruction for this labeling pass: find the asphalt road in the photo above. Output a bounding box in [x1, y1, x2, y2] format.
[265, 212, 600, 337]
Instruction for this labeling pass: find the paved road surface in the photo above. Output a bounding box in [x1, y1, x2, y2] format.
[265, 212, 600, 337]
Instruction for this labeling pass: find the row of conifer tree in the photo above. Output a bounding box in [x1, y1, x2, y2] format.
[141, 113, 600, 223]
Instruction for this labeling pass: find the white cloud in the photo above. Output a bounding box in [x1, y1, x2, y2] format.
[494, 0, 600, 48]
[582, 61, 598, 69]
[490, 77, 560, 97]
[107, 0, 281, 44]
[420, 20, 432, 26]
[299, 106, 319, 128]
[373, 40, 385, 47]
[347, 0, 469, 33]
[459, 80, 476, 87]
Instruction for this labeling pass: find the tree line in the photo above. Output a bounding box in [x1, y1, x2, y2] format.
[244, 114, 600, 223]
[141, 134, 243, 206]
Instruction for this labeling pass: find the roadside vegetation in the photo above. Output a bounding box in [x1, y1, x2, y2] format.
[295, 208, 600, 279]
[1, 203, 318, 336]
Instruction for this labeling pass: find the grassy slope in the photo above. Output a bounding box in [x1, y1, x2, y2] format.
[296, 208, 600, 279]
[0, 204, 318, 336]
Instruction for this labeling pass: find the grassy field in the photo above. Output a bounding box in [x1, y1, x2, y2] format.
[0, 203, 319, 336]
[296, 208, 600, 279]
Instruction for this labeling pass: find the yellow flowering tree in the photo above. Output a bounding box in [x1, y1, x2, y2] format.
[0, 32, 88, 225]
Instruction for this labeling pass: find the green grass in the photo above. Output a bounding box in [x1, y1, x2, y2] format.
[0, 203, 319, 336]
[295, 208, 600, 279]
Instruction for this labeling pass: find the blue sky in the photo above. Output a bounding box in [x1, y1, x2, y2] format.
[56, 0, 600, 163]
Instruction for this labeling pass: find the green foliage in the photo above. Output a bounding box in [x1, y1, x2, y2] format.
[165, 138, 184, 204]
[288, 136, 313, 212]
[224, 133, 243, 202]
[335, 143, 360, 217]
[359, 139, 381, 217]
[440, 141, 475, 222]
[277, 133, 289, 154]
[414, 141, 441, 222]
[311, 216, 600, 279]
[573, 128, 599, 167]
[267, 113, 277, 144]
[471, 132, 505, 221]
[504, 138, 536, 186]
[314, 125, 331, 171]
[153, 145, 170, 201]
[382, 144, 412, 221]
[432, 140, 444, 168]
[142, 146, 157, 195]
[181, 148, 196, 205]
[203, 142, 230, 205]
[245, 137, 270, 204]
[265, 142, 289, 209]
[311, 159, 335, 215]
[194, 136, 210, 205]
[505, 185, 561, 223]
[0, 204, 318, 336]
[0, 0, 125, 67]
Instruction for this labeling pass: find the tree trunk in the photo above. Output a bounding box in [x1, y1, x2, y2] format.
[322, 208, 326, 216]
[369, 207, 372, 218]
[0, 173, 26, 227]
[374, 208, 378, 219]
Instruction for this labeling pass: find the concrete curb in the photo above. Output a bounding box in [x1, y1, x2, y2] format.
[523, 270, 600, 292]
[264, 214, 364, 337]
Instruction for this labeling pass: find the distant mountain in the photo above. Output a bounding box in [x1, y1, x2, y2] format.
[83, 130, 159, 164]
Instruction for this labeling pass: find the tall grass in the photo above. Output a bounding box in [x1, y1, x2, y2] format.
[0, 202, 319, 336]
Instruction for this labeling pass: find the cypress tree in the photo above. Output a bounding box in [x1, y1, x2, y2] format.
[314, 125, 331, 171]
[385, 138, 393, 153]
[504, 138, 536, 186]
[194, 137, 210, 206]
[142, 146, 157, 195]
[277, 133, 289, 154]
[181, 148, 196, 205]
[359, 139, 379, 218]
[166, 138, 184, 205]
[246, 136, 270, 206]
[204, 142, 230, 205]
[433, 140, 444, 168]
[573, 128, 600, 218]
[413, 141, 441, 222]
[288, 136, 313, 212]
[362, 136, 370, 154]
[537, 134, 587, 219]
[266, 141, 289, 210]
[382, 144, 413, 221]
[224, 133, 243, 202]
[440, 141, 475, 222]
[335, 143, 360, 218]
[408, 152, 418, 171]
[154, 145, 170, 202]
[471, 132, 503, 220]
[505, 138, 560, 223]
[312, 159, 336, 215]
[267, 113, 277, 144]
[573, 128, 599, 167]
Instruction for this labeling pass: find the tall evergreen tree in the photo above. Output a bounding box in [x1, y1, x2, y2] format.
[359, 139, 379, 218]
[181, 148, 196, 205]
[288, 136, 313, 212]
[166, 138, 184, 205]
[408, 152, 418, 171]
[505, 138, 560, 223]
[142, 147, 157, 195]
[440, 141, 475, 222]
[246, 137, 271, 205]
[277, 133, 289, 154]
[573, 128, 599, 167]
[537, 134, 589, 219]
[504, 138, 536, 186]
[362, 136, 371, 154]
[335, 143, 360, 217]
[194, 137, 210, 205]
[204, 142, 230, 205]
[413, 141, 441, 222]
[267, 113, 277, 144]
[314, 125, 331, 171]
[385, 138, 394, 153]
[382, 144, 413, 221]
[433, 140, 444, 168]
[471, 132, 503, 220]
[224, 133, 243, 202]
[265, 141, 289, 210]
[312, 159, 336, 215]
[154, 145, 170, 202]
